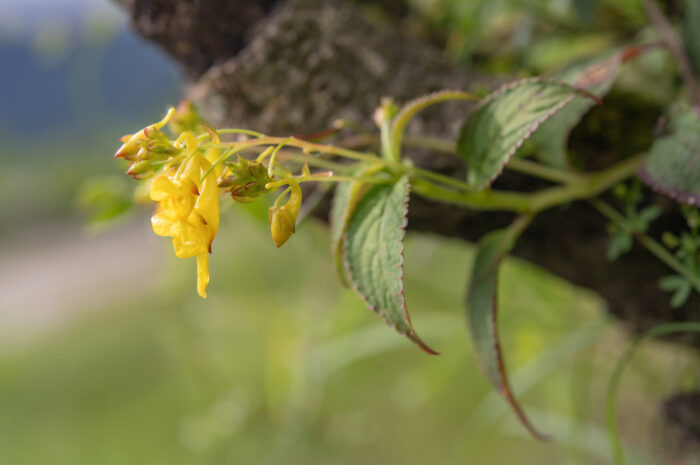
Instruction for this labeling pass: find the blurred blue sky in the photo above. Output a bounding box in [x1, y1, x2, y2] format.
[0, 0, 181, 147]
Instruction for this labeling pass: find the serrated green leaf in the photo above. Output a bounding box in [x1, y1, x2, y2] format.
[530, 50, 624, 167]
[639, 108, 700, 205]
[457, 78, 594, 189]
[343, 176, 437, 354]
[466, 220, 548, 440]
[329, 179, 369, 287]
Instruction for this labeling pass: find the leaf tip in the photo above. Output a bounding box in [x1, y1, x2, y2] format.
[409, 332, 440, 355]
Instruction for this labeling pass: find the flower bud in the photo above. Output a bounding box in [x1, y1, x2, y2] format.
[115, 108, 175, 160]
[372, 97, 399, 126]
[114, 129, 145, 160]
[220, 155, 272, 203]
[268, 205, 296, 248]
[169, 100, 205, 134]
[126, 160, 155, 180]
[267, 180, 302, 247]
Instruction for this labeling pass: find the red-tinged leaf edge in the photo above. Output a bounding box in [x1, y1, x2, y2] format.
[461, 77, 600, 189]
[637, 166, 700, 206]
[467, 216, 550, 441]
[342, 178, 438, 355]
[476, 77, 601, 112]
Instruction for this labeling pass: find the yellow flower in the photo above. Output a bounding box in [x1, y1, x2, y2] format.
[150, 152, 220, 298]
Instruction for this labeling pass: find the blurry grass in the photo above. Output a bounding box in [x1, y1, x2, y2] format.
[0, 205, 694, 465]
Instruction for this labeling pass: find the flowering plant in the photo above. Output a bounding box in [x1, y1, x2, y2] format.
[109, 42, 700, 449]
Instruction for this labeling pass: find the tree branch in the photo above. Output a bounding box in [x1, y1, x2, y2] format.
[115, 0, 700, 343]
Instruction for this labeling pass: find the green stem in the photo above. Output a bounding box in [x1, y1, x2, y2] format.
[267, 138, 293, 178]
[391, 91, 479, 161]
[405, 165, 477, 192]
[411, 178, 533, 212]
[411, 155, 644, 213]
[590, 198, 700, 291]
[214, 128, 266, 138]
[606, 322, 700, 465]
[529, 155, 644, 212]
[302, 175, 389, 184]
[508, 158, 581, 184]
[267, 174, 389, 189]
[276, 151, 356, 172]
[403, 135, 581, 184]
[200, 130, 642, 215]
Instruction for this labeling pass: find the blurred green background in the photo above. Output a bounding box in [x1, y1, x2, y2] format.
[0, 1, 697, 464]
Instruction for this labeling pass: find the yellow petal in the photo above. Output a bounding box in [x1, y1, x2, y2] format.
[182, 154, 203, 188]
[151, 212, 179, 237]
[205, 147, 224, 177]
[196, 253, 210, 298]
[194, 157, 220, 235]
[150, 175, 178, 201]
[172, 221, 208, 258]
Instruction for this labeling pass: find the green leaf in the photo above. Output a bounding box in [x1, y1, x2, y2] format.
[457, 78, 594, 189]
[343, 176, 437, 354]
[659, 274, 685, 291]
[671, 280, 692, 308]
[530, 50, 625, 167]
[329, 178, 369, 287]
[466, 219, 548, 440]
[639, 108, 700, 205]
[607, 232, 633, 261]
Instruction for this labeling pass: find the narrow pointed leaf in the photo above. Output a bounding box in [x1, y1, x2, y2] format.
[343, 176, 437, 354]
[466, 220, 548, 440]
[639, 108, 700, 205]
[457, 78, 595, 189]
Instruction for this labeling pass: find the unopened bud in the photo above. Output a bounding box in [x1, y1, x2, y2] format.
[372, 97, 399, 126]
[219, 155, 272, 203]
[267, 180, 302, 247]
[126, 160, 154, 180]
[115, 109, 175, 160]
[268, 205, 296, 248]
[169, 100, 205, 134]
[115, 129, 146, 160]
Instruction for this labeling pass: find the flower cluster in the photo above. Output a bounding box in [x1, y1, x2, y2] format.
[113, 102, 303, 298]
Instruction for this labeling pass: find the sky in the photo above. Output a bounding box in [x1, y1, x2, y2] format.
[0, 0, 122, 39]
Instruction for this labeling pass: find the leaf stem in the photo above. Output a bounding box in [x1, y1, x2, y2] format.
[391, 91, 479, 160]
[411, 178, 534, 211]
[199, 128, 266, 140]
[528, 155, 645, 212]
[507, 158, 582, 184]
[403, 135, 580, 184]
[412, 155, 645, 213]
